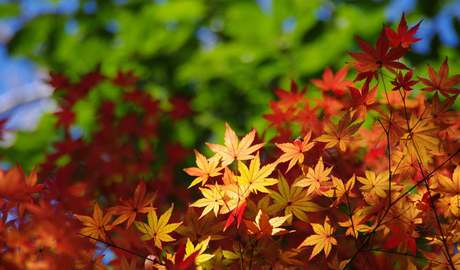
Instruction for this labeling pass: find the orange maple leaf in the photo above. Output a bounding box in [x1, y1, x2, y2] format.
[311, 66, 354, 95]
[294, 157, 333, 196]
[183, 150, 222, 188]
[75, 203, 113, 241]
[384, 13, 421, 48]
[207, 123, 264, 166]
[298, 216, 337, 260]
[275, 131, 315, 172]
[109, 181, 155, 228]
[316, 111, 362, 152]
[418, 57, 460, 97]
[0, 166, 43, 218]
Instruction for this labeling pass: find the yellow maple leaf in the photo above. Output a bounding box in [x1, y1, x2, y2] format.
[438, 165, 460, 195]
[357, 170, 389, 198]
[275, 131, 315, 172]
[316, 111, 362, 152]
[185, 237, 215, 266]
[134, 205, 182, 249]
[449, 195, 460, 216]
[236, 153, 278, 194]
[298, 216, 337, 260]
[184, 150, 223, 188]
[400, 115, 439, 164]
[323, 175, 356, 206]
[294, 157, 333, 195]
[191, 185, 225, 218]
[269, 172, 324, 223]
[207, 123, 264, 166]
[75, 203, 113, 242]
[338, 210, 372, 238]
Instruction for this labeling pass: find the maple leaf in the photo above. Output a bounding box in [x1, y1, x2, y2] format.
[163, 244, 199, 270]
[184, 151, 222, 188]
[185, 237, 214, 265]
[316, 111, 362, 152]
[244, 209, 291, 239]
[338, 210, 372, 238]
[134, 205, 182, 249]
[275, 131, 315, 172]
[219, 168, 251, 214]
[391, 70, 418, 91]
[0, 166, 43, 217]
[349, 83, 377, 116]
[207, 123, 264, 166]
[269, 172, 323, 222]
[449, 194, 460, 216]
[190, 185, 225, 218]
[383, 224, 417, 255]
[418, 57, 460, 97]
[438, 165, 460, 195]
[323, 175, 356, 206]
[236, 153, 278, 194]
[294, 157, 333, 196]
[298, 216, 337, 260]
[384, 13, 422, 48]
[75, 203, 113, 241]
[357, 170, 389, 198]
[109, 181, 155, 228]
[349, 31, 408, 82]
[311, 66, 354, 95]
[223, 200, 247, 231]
[400, 115, 439, 164]
[429, 92, 457, 126]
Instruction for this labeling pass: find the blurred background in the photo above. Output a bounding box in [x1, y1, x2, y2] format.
[0, 0, 459, 170]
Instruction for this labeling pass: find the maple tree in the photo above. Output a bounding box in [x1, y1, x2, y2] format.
[1, 13, 460, 270]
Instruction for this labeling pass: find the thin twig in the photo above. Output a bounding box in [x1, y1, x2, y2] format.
[78, 233, 158, 263]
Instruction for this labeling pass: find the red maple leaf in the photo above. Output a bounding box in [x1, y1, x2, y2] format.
[383, 224, 417, 255]
[223, 201, 247, 231]
[391, 70, 418, 91]
[384, 13, 422, 48]
[311, 66, 354, 95]
[418, 57, 460, 97]
[166, 244, 198, 270]
[349, 31, 408, 82]
[349, 82, 377, 116]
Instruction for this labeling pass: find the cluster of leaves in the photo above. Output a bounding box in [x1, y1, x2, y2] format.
[2, 13, 460, 270]
[71, 15, 460, 270]
[0, 71, 195, 269]
[41, 70, 194, 213]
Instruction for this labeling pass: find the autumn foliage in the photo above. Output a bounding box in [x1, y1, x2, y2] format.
[2, 14, 460, 270]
